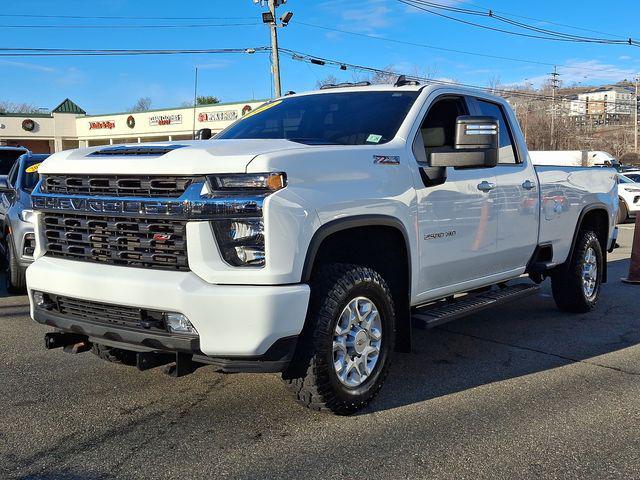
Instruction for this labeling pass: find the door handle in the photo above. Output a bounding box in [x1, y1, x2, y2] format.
[477, 181, 496, 192]
[522, 179, 535, 190]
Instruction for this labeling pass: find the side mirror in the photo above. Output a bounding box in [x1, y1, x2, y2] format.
[0, 176, 12, 194]
[195, 128, 213, 140]
[430, 116, 499, 169]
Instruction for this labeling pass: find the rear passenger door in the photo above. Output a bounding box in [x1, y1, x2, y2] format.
[470, 97, 539, 274]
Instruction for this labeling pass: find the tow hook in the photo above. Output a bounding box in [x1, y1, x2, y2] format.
[136, 351, 201, 377]
[44, 332, 87, 350]
[44, 332, 92, 354]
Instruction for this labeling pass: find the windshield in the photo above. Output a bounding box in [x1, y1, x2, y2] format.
[216, 91, 420, 146]
[625, 173, 640, 182]
[23, 159, 42, 191]
[618, 174, 635, 184]
[0, 149, 26, 175]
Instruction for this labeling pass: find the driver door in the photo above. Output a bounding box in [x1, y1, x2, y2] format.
[411, 94, 499, 301]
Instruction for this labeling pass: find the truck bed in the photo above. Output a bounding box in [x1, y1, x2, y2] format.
[535, 165, 618, 265]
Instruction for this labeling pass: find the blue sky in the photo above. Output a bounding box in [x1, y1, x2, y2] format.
[1, 0, 639, 114]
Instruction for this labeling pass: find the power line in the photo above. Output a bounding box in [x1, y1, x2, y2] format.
[443, 0, 630, 40]
[295, 21, 630, 76]
[0, 22, 261, 29]
[0, 47, 270, 57]
[401, 0, 640, 46]
[280, 48, 639, 108]
[0, 13, 255, 20]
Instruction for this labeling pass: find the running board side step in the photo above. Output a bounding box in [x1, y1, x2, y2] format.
[412, 283, 540, 329]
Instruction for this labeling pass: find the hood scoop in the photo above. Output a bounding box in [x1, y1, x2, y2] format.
[88, 144, 188, 157]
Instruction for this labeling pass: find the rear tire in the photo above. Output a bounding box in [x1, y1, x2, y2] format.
[5, 234, 26, 294]
[551, 230, 602, 313]
[617, 199, 628, 224]
[282, 264, 395, 415]
[91, 344, 137, 366]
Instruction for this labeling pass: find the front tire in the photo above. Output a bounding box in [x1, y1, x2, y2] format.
[551, 230, 603, 313]
[617, 199, 628, 224]
[5, 234, 26, 294]
[283, 264, 395, 415]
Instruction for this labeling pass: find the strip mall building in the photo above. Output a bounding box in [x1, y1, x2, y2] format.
[0, 98, 267, 153]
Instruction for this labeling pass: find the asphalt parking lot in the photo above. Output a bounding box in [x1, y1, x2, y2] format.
[2, 225, 640, 480]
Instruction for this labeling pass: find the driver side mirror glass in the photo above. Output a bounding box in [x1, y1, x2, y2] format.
[0, 176, 12, 194]
[429, 115, 499, 169]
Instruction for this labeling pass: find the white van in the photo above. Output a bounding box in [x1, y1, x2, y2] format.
[530, 150, 619, 169]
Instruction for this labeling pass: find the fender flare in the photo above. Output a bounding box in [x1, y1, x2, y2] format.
[565, 202, 610, 282]
[300, 214, 412, 286]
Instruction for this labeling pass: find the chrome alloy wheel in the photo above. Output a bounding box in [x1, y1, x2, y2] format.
[582, 246, 598, 300]
[332, 296, 382, 388]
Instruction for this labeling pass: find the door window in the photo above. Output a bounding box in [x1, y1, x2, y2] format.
[475, 100, 518, 164]
[413, 96, 468, 165]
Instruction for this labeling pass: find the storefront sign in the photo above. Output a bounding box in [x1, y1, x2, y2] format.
[149, 114, 182, 126]
[89, 120, 116, 130]
[198, 110, 238, 123]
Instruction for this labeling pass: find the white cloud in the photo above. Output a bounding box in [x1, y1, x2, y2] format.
[518, 59, 637, 87]
[0, 60, 55, 73]
[317, 0, 393, 34]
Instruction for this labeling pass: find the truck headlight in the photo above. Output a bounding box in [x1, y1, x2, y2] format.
[206, 173, 286, 192]
[211, 218, 265, 267]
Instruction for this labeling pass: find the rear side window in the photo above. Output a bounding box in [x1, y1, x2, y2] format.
[475, 100, 518, 164]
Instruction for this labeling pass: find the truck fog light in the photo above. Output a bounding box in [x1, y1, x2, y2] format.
[33, 291, 46, 307]
[164, 313, 198, 335]
[33, 291, 54, 310]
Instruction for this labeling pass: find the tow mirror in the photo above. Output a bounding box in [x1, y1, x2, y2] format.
[430, 116, 499, 169]
[195, 128, 213, 140]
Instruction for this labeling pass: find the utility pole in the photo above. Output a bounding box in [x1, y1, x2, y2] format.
[635, 75, 638, 153]
[268, 0, 282, 97]
[549, 66, 560, 149]
[255, 0, 293, 98]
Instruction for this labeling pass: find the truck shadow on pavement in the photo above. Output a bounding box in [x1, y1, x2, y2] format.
[366, 258, 639, 414]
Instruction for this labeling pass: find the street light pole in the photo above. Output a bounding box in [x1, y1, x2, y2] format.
[192, 66, 199, 139]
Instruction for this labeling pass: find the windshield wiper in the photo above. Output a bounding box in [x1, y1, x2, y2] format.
[286, 138, 344, 146]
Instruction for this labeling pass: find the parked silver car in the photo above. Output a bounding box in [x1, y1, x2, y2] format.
[0, 153, 46, 293]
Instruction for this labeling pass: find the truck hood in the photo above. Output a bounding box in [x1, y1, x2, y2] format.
[38, 139, 308, 175]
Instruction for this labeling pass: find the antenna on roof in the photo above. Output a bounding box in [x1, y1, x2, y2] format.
[394, 75, 420, 87]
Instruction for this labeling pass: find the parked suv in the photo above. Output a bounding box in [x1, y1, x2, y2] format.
[27, 83, 617, 414]
[0, 153, 45, 292]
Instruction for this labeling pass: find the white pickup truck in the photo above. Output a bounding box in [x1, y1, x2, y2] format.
[28, 82, 618, 414]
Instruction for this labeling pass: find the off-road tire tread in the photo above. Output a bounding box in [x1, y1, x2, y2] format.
[6, 234, 26, 294]
[551, 230, 602, 313]
[617, 200, 628, 224]
[283, 263, 395, 415]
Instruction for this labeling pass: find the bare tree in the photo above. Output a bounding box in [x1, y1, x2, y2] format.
[128, 97, 152, 113]
[0, 101, 39, 114]
[316, 75, 339, 89]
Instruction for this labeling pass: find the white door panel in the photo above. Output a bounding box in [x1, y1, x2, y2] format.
[414, 167, 499, 295]
[493, 165, 540, 272]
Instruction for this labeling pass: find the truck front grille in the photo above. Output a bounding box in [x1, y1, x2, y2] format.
[42, 212, 188, 271]
[44, 293, 167, 333]
[41, 175, 202, 198]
